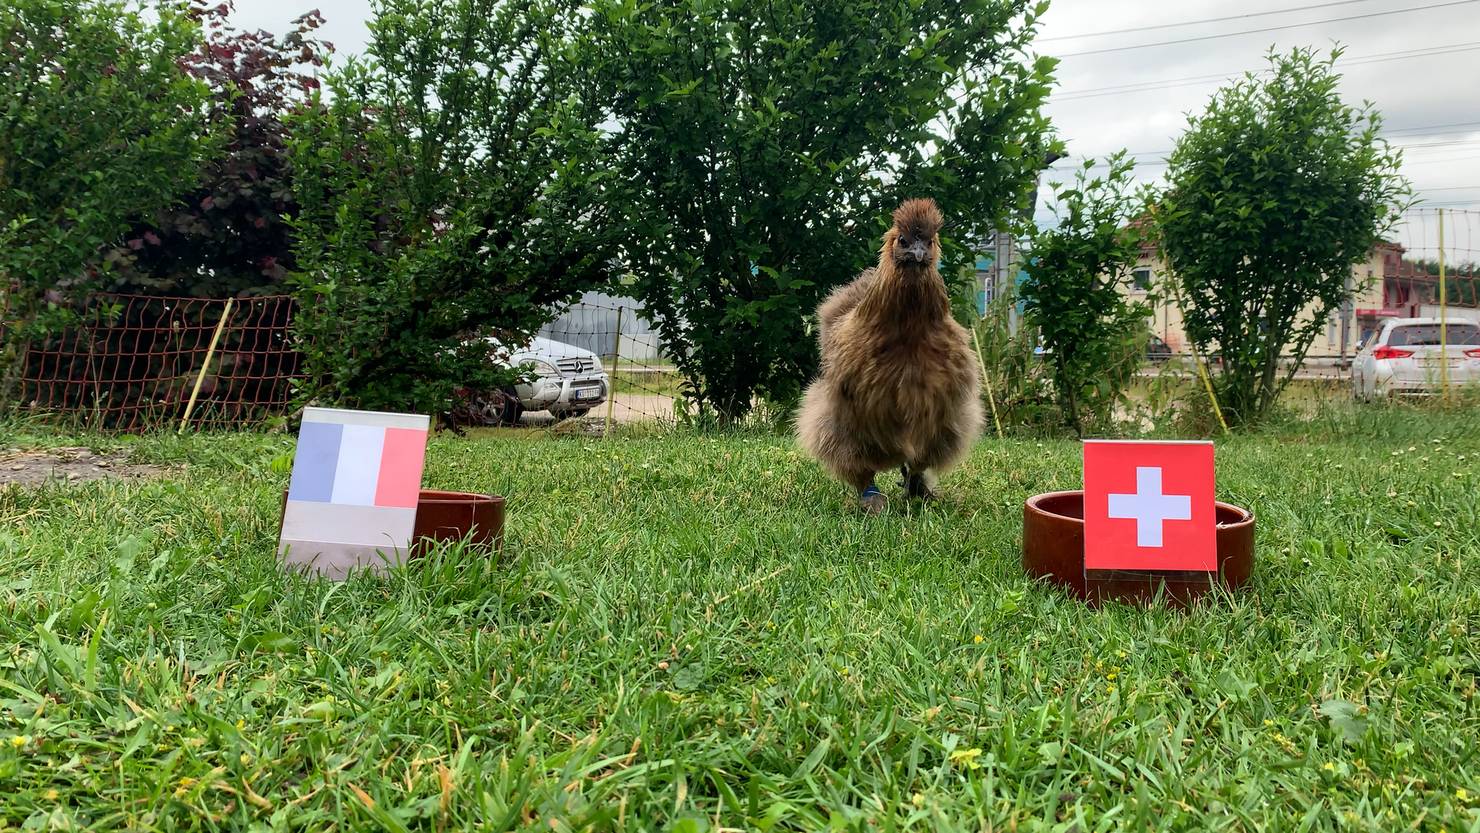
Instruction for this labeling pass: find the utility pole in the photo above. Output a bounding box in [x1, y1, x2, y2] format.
[1005, 149, 1065, 337]
[1338, 270, 1355, 367]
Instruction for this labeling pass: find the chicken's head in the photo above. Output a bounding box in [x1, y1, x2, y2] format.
[885, 198, 944, 268]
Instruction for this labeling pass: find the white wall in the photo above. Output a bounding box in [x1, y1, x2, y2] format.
[1417, 305, 1480, 323]
[538, 291, 668, 362]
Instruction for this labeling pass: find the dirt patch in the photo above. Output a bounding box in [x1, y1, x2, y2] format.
[0, 447, 171, 488]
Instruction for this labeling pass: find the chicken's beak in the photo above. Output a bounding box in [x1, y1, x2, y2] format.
[905, 241, 930, 262]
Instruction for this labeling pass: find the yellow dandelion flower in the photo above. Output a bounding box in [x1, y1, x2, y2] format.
[973, 634, 983, 644]
[9, 735, 29, 749]
[1457, 788, 1471, 802]
[911, 793, 925, 807]
[949, 747, 983, 769]
[1322, 762, 1336, 773]
[44, 789, 59, 801]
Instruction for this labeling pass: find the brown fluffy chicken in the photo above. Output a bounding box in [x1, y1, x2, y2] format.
[795, 198, 984, 513]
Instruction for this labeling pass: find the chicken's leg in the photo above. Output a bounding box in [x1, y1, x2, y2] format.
[899, 465, 936, 500]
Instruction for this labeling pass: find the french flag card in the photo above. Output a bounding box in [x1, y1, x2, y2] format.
[278, 406, 430, 579]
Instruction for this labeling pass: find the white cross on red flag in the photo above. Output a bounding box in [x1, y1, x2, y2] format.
[1083, 440, 1216, 572]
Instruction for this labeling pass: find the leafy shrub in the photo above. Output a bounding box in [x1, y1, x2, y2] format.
[1020, 153, 1152, 435]
[286, 0, 619, 416]
[1159, 46, 1409, 426]
[1, 0, 217, 391]
[96, 2, 331, 299]
[582, 0, 1060, 421]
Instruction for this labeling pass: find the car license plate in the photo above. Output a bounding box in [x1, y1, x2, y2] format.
[575, 388, 597, 400]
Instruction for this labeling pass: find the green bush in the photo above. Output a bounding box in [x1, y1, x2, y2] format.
[583, 0, 1060, 421]
[0, 0, 217, 386]
[95, 4, 331, 299]
[1021, 153, 1152, 436]
[286, 0, 619, 416]
[1158, 46, 1409, 426]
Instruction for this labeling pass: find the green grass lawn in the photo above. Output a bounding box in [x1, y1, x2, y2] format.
[1, 408, 1477, 831]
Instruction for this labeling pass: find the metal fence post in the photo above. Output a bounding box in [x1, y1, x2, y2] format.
[1439, 208, 1449, 404]
[605, 306, 623, 436]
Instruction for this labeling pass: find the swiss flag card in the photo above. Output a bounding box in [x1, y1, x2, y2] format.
[1083, 440, 1216, 572]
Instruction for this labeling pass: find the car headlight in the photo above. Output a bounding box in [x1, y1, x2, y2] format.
[523, 359, 560, 379]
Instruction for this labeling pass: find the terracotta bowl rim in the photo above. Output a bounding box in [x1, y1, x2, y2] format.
[1025, 489, 1253, 528]
[415, 489, 504, 506]
[280, 487, 504, 506]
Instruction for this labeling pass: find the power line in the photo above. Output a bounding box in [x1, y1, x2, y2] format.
[1041, 0, 1382, 42]
[1052, 0, 1480, 59]
[1405, 152, 1480, 164]
[1385, 119, 1480, 136]
[1049, 123, 1480, 167]
[1053, 42, 1480, 102]
[1051, 145, 1480, 170]
[1394, 138, 1480, 149]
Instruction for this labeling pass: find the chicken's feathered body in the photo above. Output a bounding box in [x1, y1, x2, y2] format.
[796, 199, 983, 512]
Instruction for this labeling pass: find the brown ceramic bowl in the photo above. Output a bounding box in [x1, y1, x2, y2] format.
[1023, 490, 1253, 608]
[280, 489, 505, 558]
[411, 490, 505, 556]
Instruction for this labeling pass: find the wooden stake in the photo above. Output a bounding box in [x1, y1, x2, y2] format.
[178, 297, 234, 435]
[1169, 280, 1229, 435]
[971, 324, 1004, 440]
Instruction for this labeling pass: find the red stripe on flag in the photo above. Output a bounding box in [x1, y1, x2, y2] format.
[374, 428, 427, 509]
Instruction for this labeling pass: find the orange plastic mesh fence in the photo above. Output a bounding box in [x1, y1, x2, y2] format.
[8, 293, 301, 432]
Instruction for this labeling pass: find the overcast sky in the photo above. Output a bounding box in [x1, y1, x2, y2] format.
[231, 0, 1480, 256]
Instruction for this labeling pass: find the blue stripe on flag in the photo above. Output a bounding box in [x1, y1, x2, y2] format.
[287, 421, 343, 503]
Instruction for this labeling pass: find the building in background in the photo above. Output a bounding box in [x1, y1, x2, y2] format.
[976, 150, 1065, 330]
[976, 230, 1030, 328]
[1124, 239, 1479, 364]
[538, 290, 667, 362]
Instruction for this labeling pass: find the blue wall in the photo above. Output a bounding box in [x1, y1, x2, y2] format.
[975, 254, 1030, 318]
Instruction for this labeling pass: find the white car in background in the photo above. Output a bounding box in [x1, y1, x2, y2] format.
[1352, 318, 1480, 400]
[473, 336, 609, 424]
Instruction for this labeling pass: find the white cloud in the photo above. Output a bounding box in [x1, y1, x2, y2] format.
[228, 0, 1480, 237]
[1035, 0, 1480, 227]
[227, 0, 373, 57]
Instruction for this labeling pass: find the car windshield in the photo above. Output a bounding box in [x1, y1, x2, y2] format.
[1388, 323, 1480, 347]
